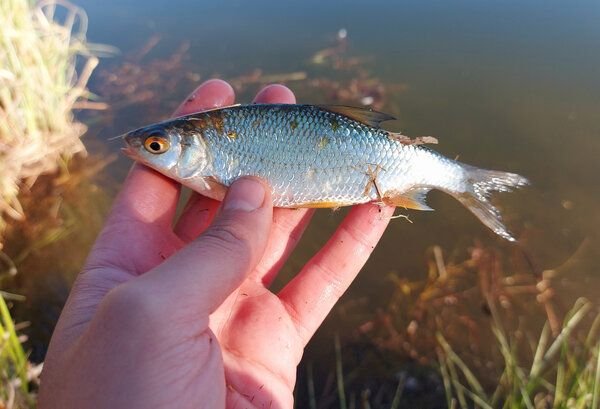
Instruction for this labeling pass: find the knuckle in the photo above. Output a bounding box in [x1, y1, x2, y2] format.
[313, 263, 346, 300]
[201, 219, 253, 261]
[101, 283, 161, 327]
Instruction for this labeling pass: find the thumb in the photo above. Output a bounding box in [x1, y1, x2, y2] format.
[136, 177, 273, 318]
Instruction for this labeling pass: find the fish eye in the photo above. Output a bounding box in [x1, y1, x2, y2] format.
[143, 134, 170, 154]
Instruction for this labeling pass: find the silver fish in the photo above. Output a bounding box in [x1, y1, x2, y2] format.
[122, 104, 528, 241]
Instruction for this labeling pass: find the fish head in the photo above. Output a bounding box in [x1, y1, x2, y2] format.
[122, 120, 210, 180]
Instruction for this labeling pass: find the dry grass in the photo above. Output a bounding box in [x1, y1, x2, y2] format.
[0, 0, 109, 245]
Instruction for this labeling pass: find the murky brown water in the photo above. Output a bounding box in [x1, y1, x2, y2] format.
[3, 0, 599, 406]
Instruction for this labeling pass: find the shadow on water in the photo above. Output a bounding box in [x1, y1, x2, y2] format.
[2, 0, 600, 406]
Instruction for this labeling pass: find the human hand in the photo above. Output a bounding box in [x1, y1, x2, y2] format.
[38, 80, 395, 409]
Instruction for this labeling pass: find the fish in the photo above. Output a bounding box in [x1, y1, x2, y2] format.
[121, 104, 528, 241]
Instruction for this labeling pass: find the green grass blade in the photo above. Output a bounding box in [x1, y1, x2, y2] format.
[553, 346, 566, 408]
[437, 333, 488, 401]
[437, 348, 454, 408]
[592, 341, 600, 409]
[530, 322, 550, 377]
[452, 381, 494, 409]
[445, 354, 468, 408]
[586, 313, 600, 350]
[389, 372, 405, 409]
[541, 300, 591, 377]
[334, 334, 347, 409]
[0, 294, 28, 393]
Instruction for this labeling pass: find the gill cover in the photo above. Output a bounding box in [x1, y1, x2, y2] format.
[175, 133, 211, 179]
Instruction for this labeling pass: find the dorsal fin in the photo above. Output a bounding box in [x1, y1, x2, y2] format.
[318, 105, 396, 128]
[178, 103, 241, 120]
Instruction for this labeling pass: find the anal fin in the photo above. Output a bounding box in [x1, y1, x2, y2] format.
[382, 187, 433, 210]
[295, 200, 351, 209]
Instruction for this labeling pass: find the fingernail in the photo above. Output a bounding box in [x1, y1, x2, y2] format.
[173, 79, 235, 116]
[224, 178, 266, 212]
[253, 84, 296, 104]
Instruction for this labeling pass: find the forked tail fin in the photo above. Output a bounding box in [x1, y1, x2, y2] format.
[452, 166, 529, 241]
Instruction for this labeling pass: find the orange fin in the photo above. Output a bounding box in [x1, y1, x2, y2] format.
[383, 187, 433, 210]
[295, 200, 353, 209]
[318, 105, 395, 128]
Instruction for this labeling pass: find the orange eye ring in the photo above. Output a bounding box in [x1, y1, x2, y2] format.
[144, 135, 170, 154]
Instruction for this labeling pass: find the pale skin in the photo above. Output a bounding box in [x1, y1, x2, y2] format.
[38, 80, 395, 409]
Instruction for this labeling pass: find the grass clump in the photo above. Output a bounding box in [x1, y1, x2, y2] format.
[438, 298, 599, 409]
[0, 0, 108, 243]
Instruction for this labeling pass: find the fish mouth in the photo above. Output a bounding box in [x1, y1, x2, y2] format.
[121, 145, 138, 159]
[121, 132, 144, 159]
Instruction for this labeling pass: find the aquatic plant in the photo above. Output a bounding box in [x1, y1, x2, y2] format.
[299, 242, 599, 408]
[437, 298, 599, 409]
[93, 29, 403, 126]
[300, 297, 597, 408]
[0, 0, 108, 244]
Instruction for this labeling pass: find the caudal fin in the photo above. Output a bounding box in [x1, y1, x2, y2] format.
[452, 167, 528, 242]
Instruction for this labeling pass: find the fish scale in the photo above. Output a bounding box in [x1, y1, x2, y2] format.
[203, 105, 396, 206]
[122, 104, 528, 241]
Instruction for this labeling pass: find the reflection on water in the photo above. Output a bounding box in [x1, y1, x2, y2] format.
[3, 0, 599, 405]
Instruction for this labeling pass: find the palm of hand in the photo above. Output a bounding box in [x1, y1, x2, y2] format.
[214, 280, 303, 404]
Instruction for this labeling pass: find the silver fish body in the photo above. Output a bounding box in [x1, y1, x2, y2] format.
[122, 104, 528, 240]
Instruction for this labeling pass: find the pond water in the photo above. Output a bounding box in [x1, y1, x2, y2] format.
[5, 0, 600, 406]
